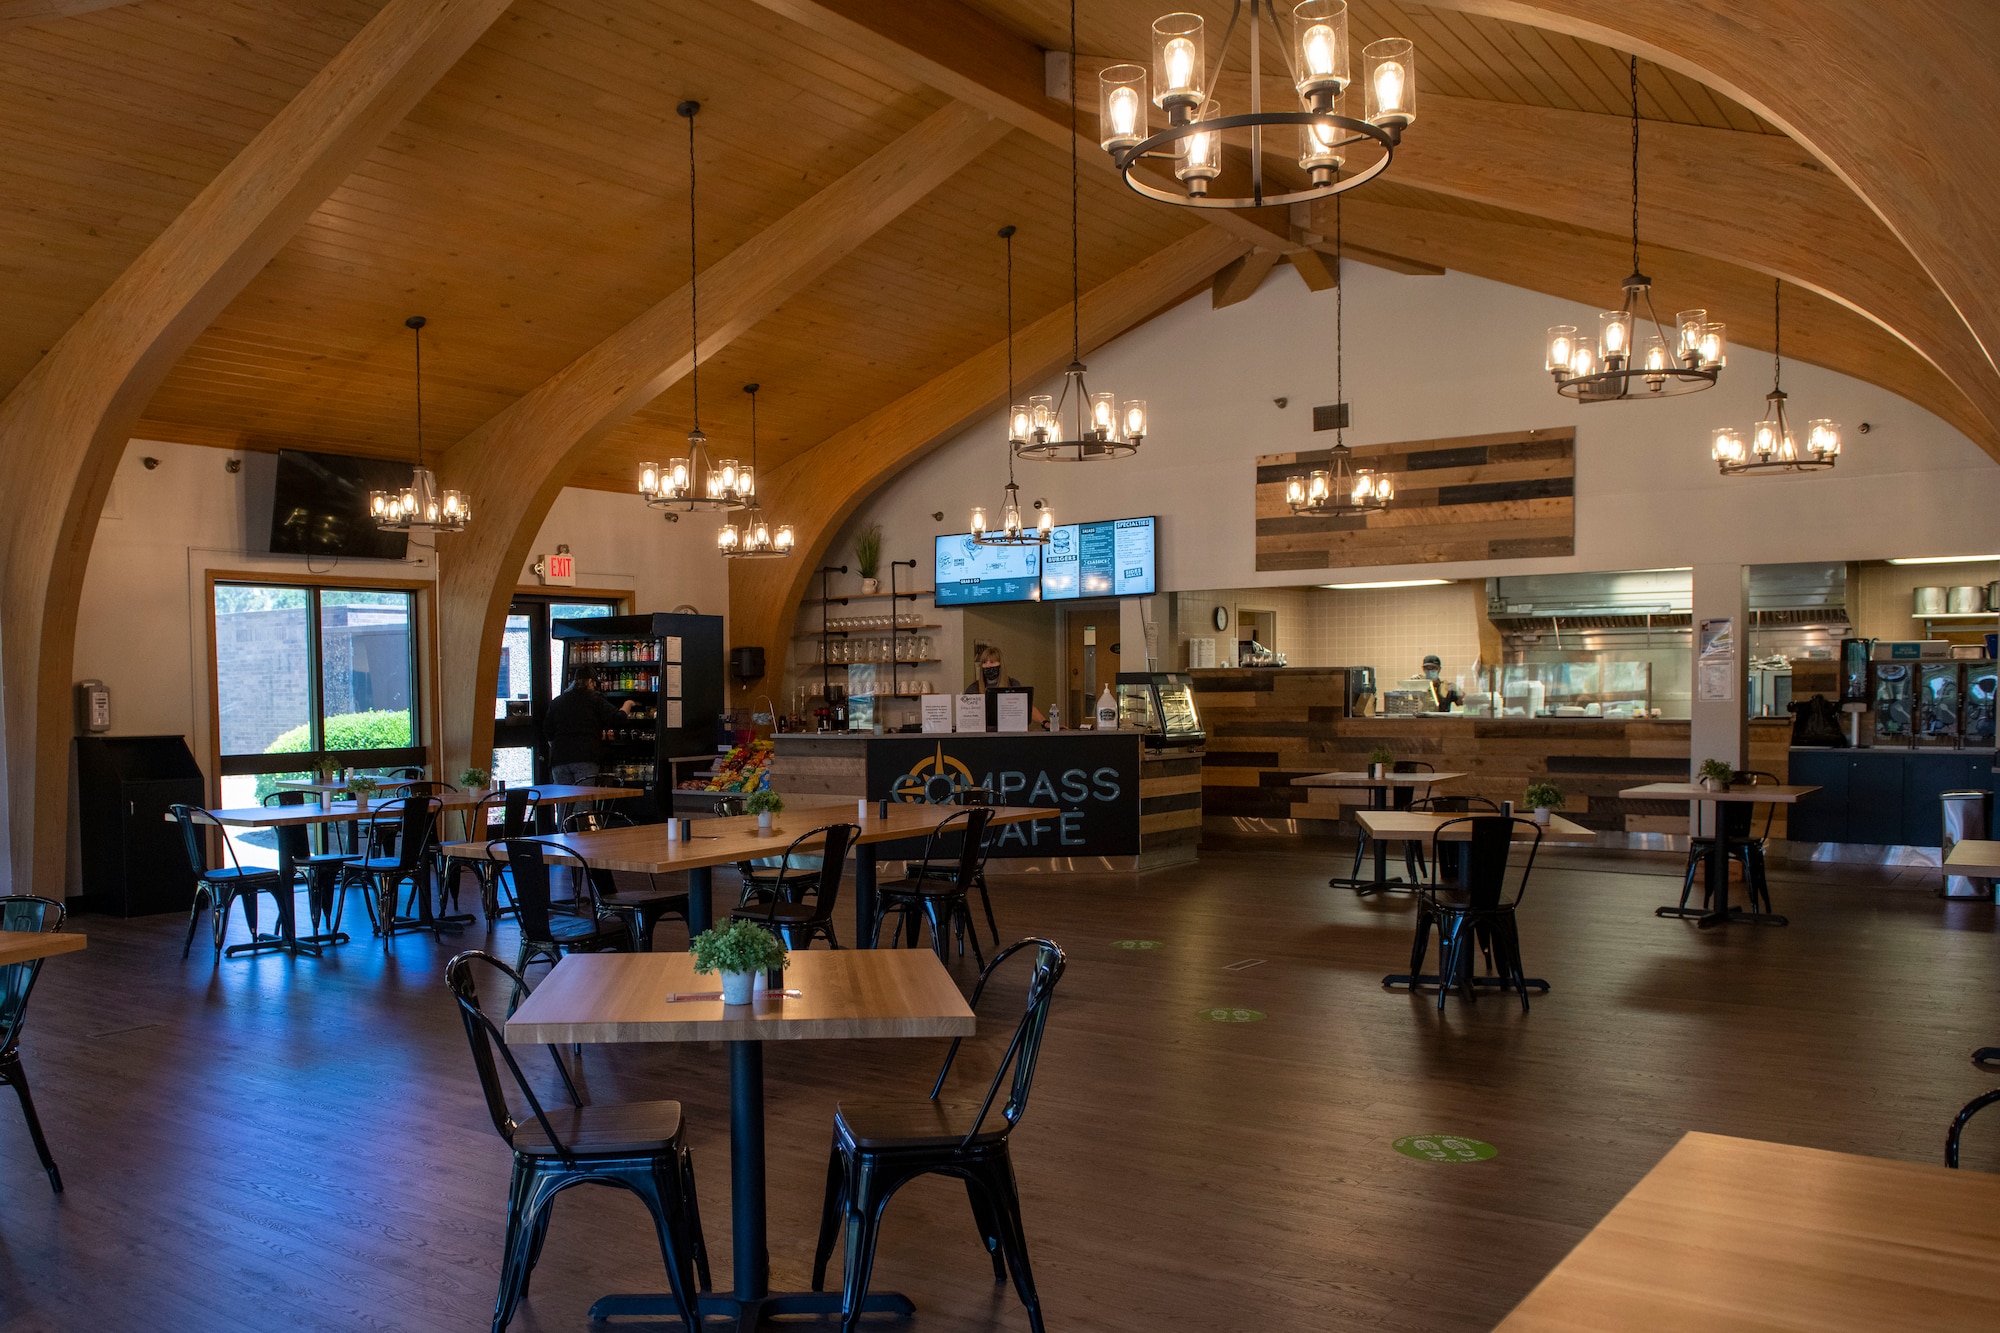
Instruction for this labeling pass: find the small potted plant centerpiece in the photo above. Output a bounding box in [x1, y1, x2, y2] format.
[460, 766, 491, 794]
[1698, 758, 1734, 793]
[744, 788, 784, 833]
[854, 522, 883, 595]
[347, 774, 380, 813]
[1367, 745, 1394, 781]
[692, 919, 789, 1006]
[1523, 781, 1564, 827]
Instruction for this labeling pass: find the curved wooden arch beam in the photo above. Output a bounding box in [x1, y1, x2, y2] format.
[725, 227, 1248, 692]
[431, 102, 1011, 781]
[1424, 2, 2000, 392]
[0, 0, 140, 30]
[0, 0, 512, 896]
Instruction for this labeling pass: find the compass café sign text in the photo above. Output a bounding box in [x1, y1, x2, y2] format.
[863, 734, 1141, 857]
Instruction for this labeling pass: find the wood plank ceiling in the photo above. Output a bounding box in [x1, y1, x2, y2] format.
[0, 0, 1983, 498]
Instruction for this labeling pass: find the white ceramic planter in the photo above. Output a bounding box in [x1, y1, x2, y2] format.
[861, 578, 880, 594]
[757, 812, 773, 832]
[720, 970, 756, 1005]
[1533, 807, 1551, 826]
[353, 793, 370, 813]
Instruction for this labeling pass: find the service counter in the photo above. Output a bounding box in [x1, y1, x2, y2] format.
[769, 731, 1201, 871]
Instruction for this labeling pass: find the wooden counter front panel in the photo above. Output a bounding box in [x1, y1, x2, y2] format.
[1192, 668, 1349, 821]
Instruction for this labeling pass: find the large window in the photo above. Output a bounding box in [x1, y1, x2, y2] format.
[214, 582, 423, 797]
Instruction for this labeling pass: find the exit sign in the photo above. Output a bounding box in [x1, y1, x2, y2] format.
[538, 552, 576, 585]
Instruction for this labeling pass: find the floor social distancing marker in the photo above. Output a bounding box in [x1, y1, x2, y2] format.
[1197, 1008, 1266, 1023]
[1393, 1135, 1497, 1163]
[1112, 940, 1163, 950]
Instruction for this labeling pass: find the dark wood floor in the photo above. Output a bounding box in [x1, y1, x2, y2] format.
[3, 835, 1998, 1332]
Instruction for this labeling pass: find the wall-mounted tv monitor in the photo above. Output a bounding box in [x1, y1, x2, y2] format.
[268, 449, 411, 560]
[934, 532, 1043, 606]
[1041, 515, 1156, 600]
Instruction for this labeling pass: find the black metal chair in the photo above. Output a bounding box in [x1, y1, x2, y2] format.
[503, 838, 631, 984]
[811, 937, 1066, 1333]
[171, 803, 286, 958]
[1, 896, 67, 1193]
[1404, 815, 1545, 1012]
[871, 807, 994, 967]
[1407, 794, 1500, 883]
[898, 787, 1001, 945]
[1346, 759, 1435, 888]
[1947, 1087, 2000, 1168]
[445, 951, 709, 1333]
[446, 788, 541, 921]
[731, 823, 859, 951]
[1676, 770, 1778, 916]
[559, 810, 693, 951]
[336, 796, 448, 939]
[269, 791, 364, 946]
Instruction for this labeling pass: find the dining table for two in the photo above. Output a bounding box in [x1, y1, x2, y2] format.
[1298, 769, 1468, 892]
[1620, 781, 1821, 928]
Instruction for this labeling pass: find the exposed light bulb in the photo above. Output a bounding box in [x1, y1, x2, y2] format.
[1164, 37, 1196, 93]
[1372, 60, 1405, 114]
[1108, 85, 1141, 137]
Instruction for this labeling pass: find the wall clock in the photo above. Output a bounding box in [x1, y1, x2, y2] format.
[1212, 606, 1229, 631]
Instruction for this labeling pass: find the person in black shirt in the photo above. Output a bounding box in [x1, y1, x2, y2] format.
[544, 674, 635, 785]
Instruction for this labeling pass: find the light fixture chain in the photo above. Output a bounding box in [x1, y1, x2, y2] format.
[412, 319, 424, 468]
[687, 103, 701, 429]
[1773, 276, 1782, 392]
[1004, 227, 1018, 487]
[1629, 55, 1641, 276]
[1069, 0, 1080, 362]
[1334, 190, 1343, 447]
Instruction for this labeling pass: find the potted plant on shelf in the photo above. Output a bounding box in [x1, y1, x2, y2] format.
[1367, 745, 1394, 781]
[744, 788, 784, 833]
[347, 775, 380, 812]
[691, 919, 789, 1006]
[1523, 781, 1564, 826]
[1698, 758, 1735, 792]
[854, 523, 883, 595]
[459, 766, 491, 793]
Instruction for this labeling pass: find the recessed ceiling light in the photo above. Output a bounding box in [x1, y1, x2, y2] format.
[1322, 579, 1453, 590]
[1886, 554, 2000, 565]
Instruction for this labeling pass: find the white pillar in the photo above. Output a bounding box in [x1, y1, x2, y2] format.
[1689, 562, 1747, 834]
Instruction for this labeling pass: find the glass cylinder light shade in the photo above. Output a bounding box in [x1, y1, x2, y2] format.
[1293, 1, 1349, 108]
[440, 489, 468, 524]
[370, 490, 393, 520]
[716, 522, 740, 552]
[735, 464, 753, 500]
[1362, 37, 1415, 126]
[969, 505, 989, 536]
[1598, 310, 1632, 364]
[747, 517, 772, 550]
[1300, 101, 1345, 178]
[1308, 469, 1331, 504]
[1676, 309, 1707, 362]
[1699, 322, 1727, 368]
[1641, 334, 1670, 378]
[1176, 101, 1223, 191]
[1090, 391, 1117, 439]
[715, 458, 741, 497]
[1545, 325, 1576, 374]
[1568, 336, 1598, 379]
[665, 458, 690, 497]
[1122, 400, 1148, 441]
[773, 524, 795, 552]
[1285, 475, 1306, 506]
[638, 462, 661, 498]
[1037, 506, 1054, 535]
[1352, 470, 1379, 502]
[1099, 65, 1149, 151]
[1009, 403, 1032, 444]
[1152, 13, 1205, 117]
[1752, 418, 1783, 459]
[1711, 426, 1745, 465]
[1807, 419, 1841, 458]
[1028, 395, 1055, 439]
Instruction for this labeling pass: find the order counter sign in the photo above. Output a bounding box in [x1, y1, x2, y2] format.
[1393, 1135, 1498, 1164]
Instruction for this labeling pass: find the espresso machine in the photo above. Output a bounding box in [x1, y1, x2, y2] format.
[1839, 637, 1875, 746]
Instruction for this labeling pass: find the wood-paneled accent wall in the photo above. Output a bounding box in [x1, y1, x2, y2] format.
[1254, 426, 1576, 573]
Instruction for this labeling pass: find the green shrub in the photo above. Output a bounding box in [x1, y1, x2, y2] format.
[744, 790, 784, 817]
[254, 710, 413, 800]
[691, 920, 788, 975]
[1367, 744, 1394, 766]
[1698, 758, 1734, 786]
[1523, 781, 1565, 811]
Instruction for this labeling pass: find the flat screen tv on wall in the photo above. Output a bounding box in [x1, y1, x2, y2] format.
[268, 449, 411, 560]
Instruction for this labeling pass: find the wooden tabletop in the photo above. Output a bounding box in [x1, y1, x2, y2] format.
[1621, 781, 1820, 804]
[1944, 839, 2000, 877]
[172, 784, 643, 827]
[1357, 809, 1595, 844]
[440, 802, 1058, 875]
[1495, 1131, 2000, 1332]
[0, 932, 87, 966]
[505, 949, 976, 1045]
[1297, 770, 1467, 787]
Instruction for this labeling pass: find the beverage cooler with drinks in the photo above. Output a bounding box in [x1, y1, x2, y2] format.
[553, 613, 724, 814]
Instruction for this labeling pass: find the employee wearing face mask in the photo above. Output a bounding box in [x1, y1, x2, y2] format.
[968, 642, 1046, 726]
[1419, 654, 1463, 712]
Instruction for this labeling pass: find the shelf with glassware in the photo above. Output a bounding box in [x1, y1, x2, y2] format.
[554, 612, 724, 814]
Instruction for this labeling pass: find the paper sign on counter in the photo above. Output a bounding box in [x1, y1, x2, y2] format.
[995, 692, 1029, 733]
[921, 695, 953, 733]
[955, 693, 987, 733]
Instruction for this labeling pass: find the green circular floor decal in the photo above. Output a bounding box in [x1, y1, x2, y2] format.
[1113, 940, 1163, 950]
[1393, 1134, 1498, 1163]
[1197, 1007, 1266, 1023]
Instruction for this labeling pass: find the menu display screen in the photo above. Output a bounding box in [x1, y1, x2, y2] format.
[934, 532, 1043, 606]
[1041, 515, 1157, 600]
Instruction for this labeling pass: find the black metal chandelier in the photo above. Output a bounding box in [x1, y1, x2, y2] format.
[1099, 1, 1416, 211]
[718, 384, 795, 557]
[1713, 280, 1840, 475]
[1013, 2, 1147, 462]
[1287, 196, 1390, 515]
[639, 101, 752, 516]
[973, 226, 1053, 545]
[1545, 58, 1724, 403]
[370, 316, 471, 533]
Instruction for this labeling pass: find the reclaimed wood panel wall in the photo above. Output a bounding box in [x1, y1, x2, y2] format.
[1254, 426, 1576, 572]
[1195, 668, 1350, 821]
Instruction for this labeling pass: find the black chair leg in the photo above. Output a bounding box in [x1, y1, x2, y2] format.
[492, 1159, 536, 1333]
[1405, 903, 1434, 983]
[958, 899, 987, 971]
[976, 873, 1000, 946]
[839, 1166, 892, 1333]
[680, 1148, 712, 1291]
[964, 1175, 1007, 1280]
[2, 1055, 62, 1194]
[920, 899, 948, 963]
[182, 885, 210, 959]
[975, 1155, 1047, 1333]
[811, 1140, 847, 1292]
[637, 1159, 702, 1332]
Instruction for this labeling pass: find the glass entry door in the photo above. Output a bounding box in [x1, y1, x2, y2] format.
[491, 596, 620, 783]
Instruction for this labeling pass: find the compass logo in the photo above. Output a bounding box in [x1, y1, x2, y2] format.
[889, 743, 978, 804]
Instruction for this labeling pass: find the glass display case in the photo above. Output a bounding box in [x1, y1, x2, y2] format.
[1115, 672, 1205, 748]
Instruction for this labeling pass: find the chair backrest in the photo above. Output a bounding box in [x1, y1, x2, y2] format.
[271, 790, 312, 863]
[377, 796, 442, 870]
[1431, 815, 1543, 909]
[501, 787, 539, 838]
[169, 803, 210, 876]
[500, 838, 561, 943]
[0, 896, 63, 1059]
[1730, 770, 1780, 839]
[764, 823, 858, 927]
[913, 807, 992, 891]
[1392, 760, 1436, 773]
[1389, 759, 1431, 810]
[559, 808, 635, 835]
[931, 937, 1067, 1149]
[1410, 795, 1499, 815]
[396, 779, 454, 799]
[443, 950, 575, 1164]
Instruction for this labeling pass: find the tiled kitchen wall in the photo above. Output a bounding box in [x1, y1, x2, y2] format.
[1169, 581, 1489, 681]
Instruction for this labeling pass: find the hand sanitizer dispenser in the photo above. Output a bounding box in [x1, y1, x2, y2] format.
[1096, 684, 1118, 731]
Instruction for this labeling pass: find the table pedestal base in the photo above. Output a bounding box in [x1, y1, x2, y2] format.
[1653, 904, 1788, 928]
[588, 1287, 916, 1328]
[1383, 972, 1549, 995]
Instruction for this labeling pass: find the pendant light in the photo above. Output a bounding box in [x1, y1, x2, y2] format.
[1544, 57, 1724, 402]
[1286, 194, 1391, 514]
[718, 383, 795, 557]
[1013, 0, 1147, 462]
[1712, 280, 1840, 475]
[370, 315, 470, 532]
[639, 100, 752, 515]
[973, 226, 1053, 545]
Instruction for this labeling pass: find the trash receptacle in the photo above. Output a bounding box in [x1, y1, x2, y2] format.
[1941, 789, 1994, 899]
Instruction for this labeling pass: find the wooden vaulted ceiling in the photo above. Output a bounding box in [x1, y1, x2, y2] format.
[2, 0, 1989, 493]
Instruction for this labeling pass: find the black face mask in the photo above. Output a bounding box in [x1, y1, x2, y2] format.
[981, 664, 1002, 687]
